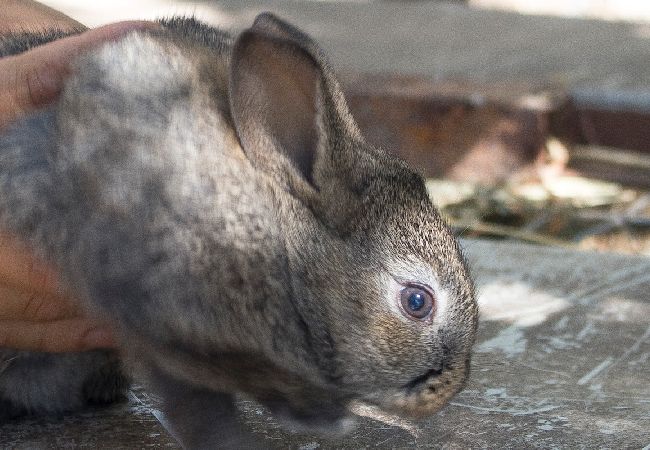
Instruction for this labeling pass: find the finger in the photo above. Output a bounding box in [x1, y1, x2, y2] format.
[0, 231, 65, 297]
[0, 282, 80, 321]
[0, 0, 86, 34]
[0, 318, 117, 353]
[0, 20, 159, 125]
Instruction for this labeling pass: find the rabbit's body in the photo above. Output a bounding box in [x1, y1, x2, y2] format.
[0, 15, 477, 447]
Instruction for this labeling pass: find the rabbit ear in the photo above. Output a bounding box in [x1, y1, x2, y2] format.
[251, 12, 321, 57]
[229, 15, 361, 191]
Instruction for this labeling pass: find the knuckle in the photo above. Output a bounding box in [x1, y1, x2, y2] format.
[39, 328, 65, 353]
[24, 67, 45, 105]
[22, 290, 56, 321]
[0, 329, 8, 348]
[74, 334, 89, 352]
[69, 325, 91, 352]
[24, 66, 44, 106]
[26, 258, 57, 294]
[20, 62, 61, 109]
[35, 329, 46, 352]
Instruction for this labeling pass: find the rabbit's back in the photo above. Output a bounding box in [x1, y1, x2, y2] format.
[0, 20, 283, 418]
[45, 30, 291, 345]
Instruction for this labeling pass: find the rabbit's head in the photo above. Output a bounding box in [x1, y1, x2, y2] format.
[224, 13, 478, 430]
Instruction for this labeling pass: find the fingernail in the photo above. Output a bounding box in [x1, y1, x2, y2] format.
[83, 327, 117, 349]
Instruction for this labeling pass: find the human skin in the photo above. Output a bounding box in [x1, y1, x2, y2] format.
[0, 0, 85, 34]
[0, 1, 156, 352]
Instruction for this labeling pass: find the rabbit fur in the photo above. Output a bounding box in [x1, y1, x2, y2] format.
[0, 14, 478, 447]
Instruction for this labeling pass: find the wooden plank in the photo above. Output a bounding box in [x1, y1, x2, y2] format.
[2, 240, 648, 448]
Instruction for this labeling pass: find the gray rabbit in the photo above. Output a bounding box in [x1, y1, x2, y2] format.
[0, 14, 478, 448]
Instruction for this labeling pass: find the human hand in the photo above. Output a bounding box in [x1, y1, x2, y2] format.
[0, 12, 157, 351]
[0, 232, 117, 352]
[0, 19, 157, 127]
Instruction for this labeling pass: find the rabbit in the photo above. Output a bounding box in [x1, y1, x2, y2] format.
[0, 13, 478, 448]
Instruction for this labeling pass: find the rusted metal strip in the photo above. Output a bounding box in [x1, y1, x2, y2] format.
[342, 74, 650, 187]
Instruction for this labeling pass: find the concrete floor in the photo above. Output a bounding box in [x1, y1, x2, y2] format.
[2, 240, 649, 448]
[39, 0, 650, 101]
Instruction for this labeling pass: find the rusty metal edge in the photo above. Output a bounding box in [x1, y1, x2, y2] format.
[342, 73, 650, 188]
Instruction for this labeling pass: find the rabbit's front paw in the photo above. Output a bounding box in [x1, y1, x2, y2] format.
[0, 396, 27, 421]
[82, 354, 129, 406]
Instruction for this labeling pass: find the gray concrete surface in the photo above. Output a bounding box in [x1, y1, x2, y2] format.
[2, 240, 649, 448]
[41, 0, 650, 106]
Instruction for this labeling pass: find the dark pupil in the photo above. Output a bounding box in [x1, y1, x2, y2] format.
[408, 292, 425, 311]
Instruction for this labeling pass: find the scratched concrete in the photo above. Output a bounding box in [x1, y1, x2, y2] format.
[1, 240, 648, 448]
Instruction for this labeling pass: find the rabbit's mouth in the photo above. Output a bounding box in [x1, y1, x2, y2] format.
[362, 360, 469, 418]
[402, 367, 443, 392]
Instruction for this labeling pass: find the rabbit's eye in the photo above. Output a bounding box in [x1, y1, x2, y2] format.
[399, 285, 434, 320]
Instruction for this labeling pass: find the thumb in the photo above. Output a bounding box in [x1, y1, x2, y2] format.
[0, 20, 158, 127]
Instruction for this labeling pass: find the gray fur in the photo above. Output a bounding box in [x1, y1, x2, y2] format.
[0, 15, 477, 447]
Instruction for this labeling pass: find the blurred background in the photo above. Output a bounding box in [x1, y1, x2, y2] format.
[36, 0, 650, 255]
[471, 0, 650, 22]
[37, 0, 650, 25]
